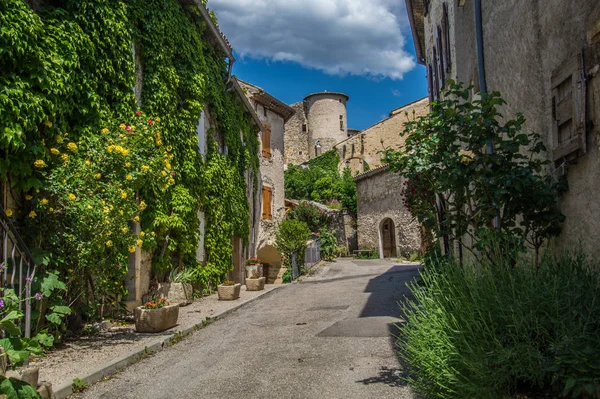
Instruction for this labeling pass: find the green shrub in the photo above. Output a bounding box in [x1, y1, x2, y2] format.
[275, 219, 310, 266]
[400, 250, 600, 399]
[318, 228, 337, 260]
[354, 249, 379, 259]
[287, 202, 328, 233]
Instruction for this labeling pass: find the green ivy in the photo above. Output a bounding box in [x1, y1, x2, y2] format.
[1, 0, 258, 320]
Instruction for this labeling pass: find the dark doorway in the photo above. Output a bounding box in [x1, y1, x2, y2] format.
[380, 219, 397, 258]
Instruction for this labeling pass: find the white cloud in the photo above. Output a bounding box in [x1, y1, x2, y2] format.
[208, 0, 416, 80]
[391, 89, 402, 97]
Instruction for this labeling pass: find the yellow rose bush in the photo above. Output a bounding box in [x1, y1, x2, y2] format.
[29, 113, 171, 308]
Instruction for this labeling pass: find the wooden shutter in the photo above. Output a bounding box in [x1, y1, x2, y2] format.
[262, 186, 272, 220]
[427, 64, 434, 104]
[436, 26, 445, 89]
[551, 52, 586, 162]
[442, 4, 451, 73]
[432, 48, 440, 99]
[261, 125, 271, 158]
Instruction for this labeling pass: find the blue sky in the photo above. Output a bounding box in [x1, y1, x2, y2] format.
[210, 0, 428, 131]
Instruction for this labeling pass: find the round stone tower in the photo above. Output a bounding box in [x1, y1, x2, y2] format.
[303, 91, 349, 158]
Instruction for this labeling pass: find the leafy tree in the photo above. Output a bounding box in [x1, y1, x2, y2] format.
[274, 219, 311, 267]
[286, 201, 327, 233]
[383, 81, 566, 261]
[284, 151, 357, 213]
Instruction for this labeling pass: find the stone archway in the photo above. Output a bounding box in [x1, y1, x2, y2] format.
[379, 218, 397, 259]
[257, 245, 282, 283]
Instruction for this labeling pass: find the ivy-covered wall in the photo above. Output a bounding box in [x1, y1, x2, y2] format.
[0, 0, 259, 319]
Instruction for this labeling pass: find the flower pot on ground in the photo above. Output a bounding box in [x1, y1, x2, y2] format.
[157, 282, 193, 306]
[245, 258, 263, 278]
[245, 275, 266, 291]
[134, 298, 179, 333]
[217, 281, 241, 300]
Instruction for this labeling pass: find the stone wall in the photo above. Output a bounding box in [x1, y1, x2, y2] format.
[334, 98, 429, 175]
[283, 102, 309, 166]
[419, 0, 600, 257]
[355, 167, 420, 258]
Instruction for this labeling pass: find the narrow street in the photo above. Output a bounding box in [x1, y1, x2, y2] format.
[77, 259, 419, 399]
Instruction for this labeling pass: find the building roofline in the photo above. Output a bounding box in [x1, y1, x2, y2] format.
[353, 164, 391, 182]
[389, 96, 429, 116]
[231, 77, 263, 128]
[406, 0, 426, 65]
[182, 0, 235, 63]
[303, 91, 350, 102]
[237, 79, 296, 122]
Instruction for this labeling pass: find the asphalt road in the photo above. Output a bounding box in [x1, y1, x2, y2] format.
[78, 258, 420, 399]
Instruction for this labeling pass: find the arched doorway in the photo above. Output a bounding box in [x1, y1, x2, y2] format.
[379, 218, 397, 258]
[257, 245, 282, 284]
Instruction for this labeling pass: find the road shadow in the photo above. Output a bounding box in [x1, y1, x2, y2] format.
[356, 265, 420, 389]
[359, 264, 420, 318]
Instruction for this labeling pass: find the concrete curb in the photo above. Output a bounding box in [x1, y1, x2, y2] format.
[53, 285, 285, 399]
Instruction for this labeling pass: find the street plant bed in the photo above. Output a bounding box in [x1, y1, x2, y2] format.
[31, 286, 279, 388]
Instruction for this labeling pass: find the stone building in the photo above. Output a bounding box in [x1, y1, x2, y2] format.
[334, 97, 429, 175]
[237, 80, 296, 283]
[284, 91, 352, 166]
[354, 165, 421, 258]
[406, 0, 600, 256]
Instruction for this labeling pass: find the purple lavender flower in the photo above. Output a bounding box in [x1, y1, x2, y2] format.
[0, 299, 4, 309]
[25, 276, 32, 284]
[0, 263, 5, 271]
[34, 292, 43, 301]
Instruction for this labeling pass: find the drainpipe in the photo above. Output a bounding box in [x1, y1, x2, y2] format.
[474, 0, 500, 231]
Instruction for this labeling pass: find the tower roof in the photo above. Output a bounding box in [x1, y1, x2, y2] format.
[303, 91, 350, 102]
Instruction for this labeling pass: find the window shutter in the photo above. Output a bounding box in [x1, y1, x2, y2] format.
[196, 110, 206, 159]
[443, 4, 451, 73]
[434, 48, 439, 98]
[423, 0, 429, 16]
[436, 26, 445, 89]
[262, 125, 271, 158]
[551, 52, 587, 162]
[427, 64, 434, 104]
[262, 186, 273, 220]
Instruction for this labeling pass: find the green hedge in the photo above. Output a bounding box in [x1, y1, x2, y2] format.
[400, 250, 600, 398]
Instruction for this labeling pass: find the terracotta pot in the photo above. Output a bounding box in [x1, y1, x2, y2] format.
[134, 304, 179, 333]
[245, 264, 263, 278]
[217, 283, 241, 300]
[245, 277, 266, 291]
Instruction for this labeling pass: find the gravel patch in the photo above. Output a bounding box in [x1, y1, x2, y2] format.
[31, 285, 281, 388]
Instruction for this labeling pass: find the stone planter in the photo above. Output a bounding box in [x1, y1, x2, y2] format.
[134, 304, 179, 333]
[157, 282, 193, 306]
[245, 277, 266, 291]
[217, 283, 241, 300]
[245, 264, 263, 278]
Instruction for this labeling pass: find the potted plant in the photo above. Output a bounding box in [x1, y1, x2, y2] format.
[134, 298, 179, 333]
[157, 268, 194, 306]
[245, 257, 263, 278]
[245, 272, 266, 291]
[217, 280, 241, 300]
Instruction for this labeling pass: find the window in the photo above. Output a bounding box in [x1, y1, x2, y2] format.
[351, 143, 355, 156]
[261, 124, 271, 158]
[442, 4, 451, 73]
[299, 151, 303, 155]
[196, 110, 206, 159]
[423, 0, 429, 16]
[551, 52, 587, 162]
[262, 186, 273, 220]
[432, 48, 440, 99]
[436, 26, 445, 89]
[263, 106, 268, 117]
[427, 64, 435, 103]
[302, 123, 307, 132]
[340, 115, 344, 130]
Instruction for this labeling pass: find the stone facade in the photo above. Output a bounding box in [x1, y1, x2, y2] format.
[284, 92, 351, 166]
[354, 166, 421, 258]
[334, 98, 429, 175]
[407, 0, 600, 256]
[238, 80, 295, 283]
[284, 102, 310, 166]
